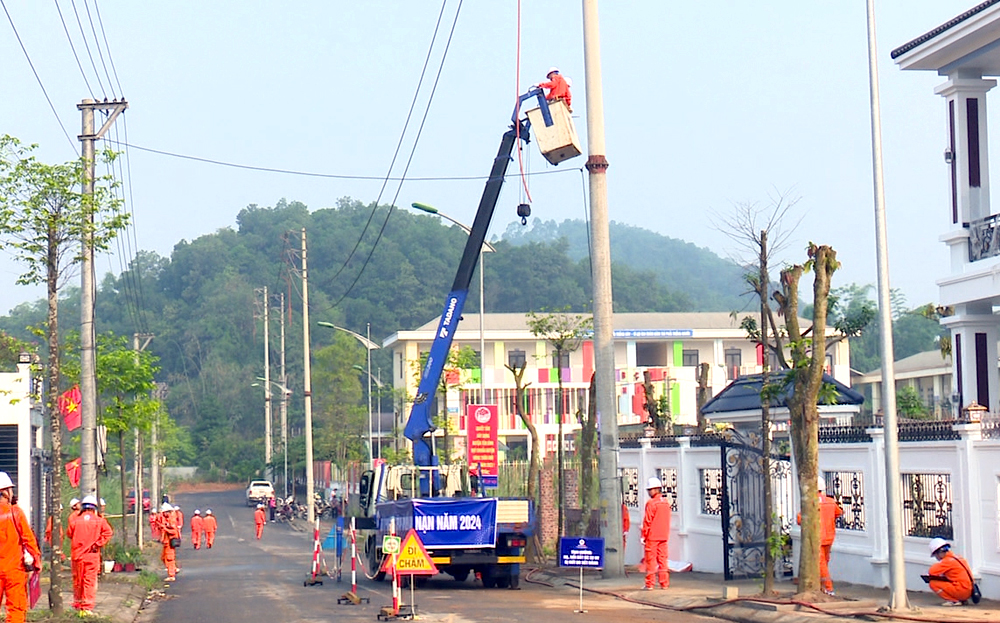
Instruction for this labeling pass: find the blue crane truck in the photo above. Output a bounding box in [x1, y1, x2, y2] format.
[355, 88, 578, 588]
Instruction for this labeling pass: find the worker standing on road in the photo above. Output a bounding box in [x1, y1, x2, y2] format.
[254, 504, 266, 539]
[797, 475, 844, 595]
[203, 509, 217, 548]
[640, 476, 671, 590]
[159, 503, 180, 581]
[535, 67, 572, 112]
[268, 496, 277, 522]
[0, 472, 41, 623]
[927, 537, 974, 606]
[191, 510, 204, 549]
[149, 510, 160, 541]
[174, 504, 185, 531]
[68, 495, 113, 613]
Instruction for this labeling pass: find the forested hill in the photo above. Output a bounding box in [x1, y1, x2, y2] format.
[499, 219, 747, 312]
[0, 198, 747, 477]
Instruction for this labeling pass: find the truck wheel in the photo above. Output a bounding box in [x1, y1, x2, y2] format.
[367, 538, 386, 582]
[509, 574, 519, 589]
[495, 576, 510, 589]
[481, 576, 497, 589]
[451, 569, 470, 583]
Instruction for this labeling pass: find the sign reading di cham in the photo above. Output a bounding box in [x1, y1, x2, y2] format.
[466, 404, 498, 486]
[412, 498, 497, 549]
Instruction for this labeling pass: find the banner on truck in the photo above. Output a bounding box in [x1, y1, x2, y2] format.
[412, 498, 497, 549]
[466, 404, 498, 487]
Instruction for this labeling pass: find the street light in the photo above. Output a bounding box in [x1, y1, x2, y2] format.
[317, 322, 380, 466]
[410, 202, 496, 403]
[354, 364, 383, 457]
[252, 378, 292, 498]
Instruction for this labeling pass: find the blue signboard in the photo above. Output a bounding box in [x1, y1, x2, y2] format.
[480, 475, 498, 488]
[412, 498, 497, 549]
[559, 537, 605, 568]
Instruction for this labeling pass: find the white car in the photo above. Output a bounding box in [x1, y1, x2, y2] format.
[246, 480, 275, 507]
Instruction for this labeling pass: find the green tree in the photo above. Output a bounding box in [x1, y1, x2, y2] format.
[312, 333, 367, 465]
[0, 135, 126, 613]
[897, 386, 928, 419]
[527, 308, 592, 537]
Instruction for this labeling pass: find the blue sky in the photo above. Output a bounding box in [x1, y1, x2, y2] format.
[0, 1, 986, 316]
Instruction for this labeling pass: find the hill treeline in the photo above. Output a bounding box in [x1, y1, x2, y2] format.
[0, 198, 746, 477]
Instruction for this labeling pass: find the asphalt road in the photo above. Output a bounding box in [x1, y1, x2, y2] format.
[141, 489, 713, 623]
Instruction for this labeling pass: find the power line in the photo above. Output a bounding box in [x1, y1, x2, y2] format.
[85, 0, 119, 97]
[53, 0, 95, 98]
[69, 0, 106, 97]
[328, 0, 465, 310]
[1, 0, 78, 154]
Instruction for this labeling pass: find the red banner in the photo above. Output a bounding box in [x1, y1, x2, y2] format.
[65, 458, 81, 488]
[466, 404, 498, 481]
[58, 385, 82, 431]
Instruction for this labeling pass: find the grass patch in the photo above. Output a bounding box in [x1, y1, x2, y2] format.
[137, 569, 160, 591]
[28, 610, 113, 622]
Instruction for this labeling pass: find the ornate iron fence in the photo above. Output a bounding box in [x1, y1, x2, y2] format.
[902, 472, 953, 539]
[824, 470, 866, 531]
[622, 467, 640, 509]
[700, 468, 723, 515]
[656, 467, 679, 512]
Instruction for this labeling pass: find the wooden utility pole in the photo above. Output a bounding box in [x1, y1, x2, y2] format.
[78, 98, 127, 499]
[582, 0, 623, 577]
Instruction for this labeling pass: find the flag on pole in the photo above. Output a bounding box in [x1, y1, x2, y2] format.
[65, 458, 81, 487]
[58, 385, 81, 431]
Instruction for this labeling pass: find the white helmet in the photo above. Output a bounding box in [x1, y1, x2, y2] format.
[205, 509, 213, 515]
[160, 502, 173, 512]
[646, 476, 662, 490]
[0, 472, 13, 490]
[257, 503, 264, 509]
[818, 475, 826, 491]
[547, 66, 560, 76]
[99, 498, 106, 506]
[193, 509, 200, 515]
[929, 537, 950, 557]
[69, 498, 80, 508]
[81, 495, 98, 507]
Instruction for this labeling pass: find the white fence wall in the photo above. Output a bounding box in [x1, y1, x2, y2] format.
[621, 423, 1000, 599]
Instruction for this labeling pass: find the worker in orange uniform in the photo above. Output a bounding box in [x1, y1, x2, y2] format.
[926, 537, 974, 606]
[254, 503, 266, 539]
[159, 503, 180, 581]
[536, 67, 572, 112]
[622, 502, 630, 553]
[640, 476, 671, 590]
[0, 472, 41, 623]
[174, 504, 184, 531]
[797, 475, 844, 595]
[203, 509, 218, 549]
[149, 509, 160, 541]
[67, 495, 113, 613]
[190, 509, 204, 549]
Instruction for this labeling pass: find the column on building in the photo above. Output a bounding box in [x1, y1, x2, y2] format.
[942, 303, 999, 413]
[934, 74, 996, 267]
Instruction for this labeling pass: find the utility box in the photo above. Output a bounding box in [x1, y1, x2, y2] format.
[525, 100, 581, 166]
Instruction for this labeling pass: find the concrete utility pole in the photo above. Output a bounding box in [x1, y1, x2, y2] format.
[582, 0, 623, 577]
[79, 98, 127, 499]
[300, 229, 315, 523]
[133, 332, 153, 549]
[152, 382, 167, 511]
[865, 0, 908, 610]
[262, 286, 273, 482]
[280, 292, 289, 499]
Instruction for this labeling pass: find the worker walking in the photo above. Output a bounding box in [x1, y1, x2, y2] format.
[0, 472, 41, 623]
[159, 503, 180, 581]
[927, 537, 974, 606]
[67, 495, 113, 613]
[536, 67, 572, 111]
[203, 509, 218, 549]
[254, 504, 266, 539]
[191, 510, 204, 549]
[640, 476, 671, 590]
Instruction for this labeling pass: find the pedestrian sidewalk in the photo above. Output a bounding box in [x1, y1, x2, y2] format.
[529, 565, 1000, 623]
[35, 568, 150, 623]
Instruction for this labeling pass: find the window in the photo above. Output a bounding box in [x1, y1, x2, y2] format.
[902, 473, 952, 539]
[551, 350, 570, 369]
[682, 349, 699, 367]
[656, 468, 679, 512]
[508, 349, 526, 369]
[725, 348, 742, 380]
[824, 470, 866, 531]
[700, 468, 723, 515]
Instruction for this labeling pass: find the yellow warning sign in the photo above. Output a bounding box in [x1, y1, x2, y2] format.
[386, 529, 438, 576]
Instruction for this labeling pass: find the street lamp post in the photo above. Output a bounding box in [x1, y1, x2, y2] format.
[252, 378, 291, 498]
[354, 364, 383, 456]
[410, 203, 497, 403]
[317, 322, 381, 466]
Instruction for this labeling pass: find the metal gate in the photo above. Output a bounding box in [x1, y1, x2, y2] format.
[713, 428, 793, 580]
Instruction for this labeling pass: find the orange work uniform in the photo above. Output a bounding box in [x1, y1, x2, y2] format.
[203, 515, 218, 548]
[538, 73, 571, 109]
[929, 551, 974, 603]
[254, 507, 266, 539]
[622, 503, 631, 551]
[797, 494, 844, 592]
[641, 493, 671, 589]
[149, 512, 160, 541]
[190, 514, 204, 549]
[67, 510, 113, 611]
[175, 509, 184, 531]
[160, 512, 181, 580]
[0, 499, 41, 623]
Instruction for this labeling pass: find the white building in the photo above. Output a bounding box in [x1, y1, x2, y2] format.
[0, 354, 44, 533]
[894, 1, 1000, 415]
[383, 312, 850, 461]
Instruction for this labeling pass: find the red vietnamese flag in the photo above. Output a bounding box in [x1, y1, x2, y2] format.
[65, 458, 81, 487]
[58, 385, 82, 431]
